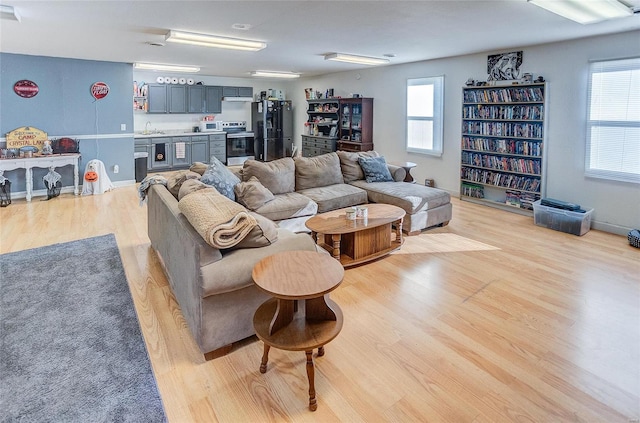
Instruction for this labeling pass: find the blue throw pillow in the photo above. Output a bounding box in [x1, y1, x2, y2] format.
[200, 156, 241, 200]
[358, 156, 394, 183]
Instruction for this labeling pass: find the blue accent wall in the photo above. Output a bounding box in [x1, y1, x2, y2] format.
[1, 53, 134, 191]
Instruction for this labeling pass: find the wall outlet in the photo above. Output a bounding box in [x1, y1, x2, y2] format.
[120, 123, 126, 131]
[113, 164, 119, 173]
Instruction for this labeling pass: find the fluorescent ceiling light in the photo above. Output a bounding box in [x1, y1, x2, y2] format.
[165, 30, 266, 51]
[134, 63, 200, 73]
[528, 0, 632, 24]
[250, 71, 300, 79]
[0, 5, 20, 21]
[324, 53, 390, 66]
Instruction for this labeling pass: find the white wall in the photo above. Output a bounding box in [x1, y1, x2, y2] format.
[289, 30, 640, 234]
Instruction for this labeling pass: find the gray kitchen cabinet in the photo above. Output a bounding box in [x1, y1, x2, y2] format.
[168, 85, 187, 113]
[188, 86, 205, 113]
[205, 86, 223, 113]
[191, 135, 209, 163]
[222, 86, 253, 98]
[150, 139, 172, 169]
[209, 133, 226, 164]
[147, 84, 168, 113]
[172, 136, 191, 167]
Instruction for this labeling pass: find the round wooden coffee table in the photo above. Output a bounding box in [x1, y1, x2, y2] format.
[252, 250, 344, 411]
[305, 203, 405, 267]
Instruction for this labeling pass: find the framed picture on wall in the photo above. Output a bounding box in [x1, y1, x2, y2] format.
[487, 51, 523, 81]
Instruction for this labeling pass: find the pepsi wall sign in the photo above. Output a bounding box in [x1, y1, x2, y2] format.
[91, 82, 110, 100]
[14, 80, 39, 98]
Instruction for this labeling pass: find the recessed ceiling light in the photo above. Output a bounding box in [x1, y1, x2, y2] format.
[324, 53, 390, 66]
[250, 70, 300, 79]
[165, 30, 265, 51]
[134, 62, 200, 73]
[232, 23, 252, 30]
[0, 5, 20, 22]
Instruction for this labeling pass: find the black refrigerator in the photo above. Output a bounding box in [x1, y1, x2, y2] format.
[251, 100, 293, 161]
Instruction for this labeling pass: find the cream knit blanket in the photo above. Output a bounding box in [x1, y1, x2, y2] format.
[178, 188, 257, 249]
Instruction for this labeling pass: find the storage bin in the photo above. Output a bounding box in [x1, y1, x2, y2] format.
[533, 200, 593, 236]
[134, 152, 148, 183]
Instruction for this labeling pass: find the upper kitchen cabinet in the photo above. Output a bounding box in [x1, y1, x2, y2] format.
[205, 86, 223, 113]
[168, 85, 187, 113]
[188, 85, 205, 113]
[222, 86, 253, 98]
[147, 84, 168, 113]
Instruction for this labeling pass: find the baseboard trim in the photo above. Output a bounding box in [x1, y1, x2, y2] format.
[8, 179, 137, 200]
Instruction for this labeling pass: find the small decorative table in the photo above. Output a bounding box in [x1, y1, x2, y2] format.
[252, 250, 344, 411]
[393, 161, 417, 183]
[0, 154, 81, 201]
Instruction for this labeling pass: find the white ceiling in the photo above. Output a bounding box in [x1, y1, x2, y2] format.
[1, 1, 639, 78]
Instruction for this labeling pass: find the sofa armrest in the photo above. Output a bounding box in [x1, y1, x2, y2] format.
[387, 164, 407, 182]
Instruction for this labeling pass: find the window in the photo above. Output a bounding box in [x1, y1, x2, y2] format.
[586, 57, 640, 183]
[407, 76, 444, 156]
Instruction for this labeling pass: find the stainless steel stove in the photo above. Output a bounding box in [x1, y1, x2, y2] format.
[220, 121, 255, 166]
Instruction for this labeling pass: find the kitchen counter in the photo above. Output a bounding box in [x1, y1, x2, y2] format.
[134, 130, 225, 138]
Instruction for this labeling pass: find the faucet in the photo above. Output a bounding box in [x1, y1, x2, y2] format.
[145, 121, 151, 134]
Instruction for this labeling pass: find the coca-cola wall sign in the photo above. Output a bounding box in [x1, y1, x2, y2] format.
[14, 80, 39, 98]
[91, 82, 109, 100]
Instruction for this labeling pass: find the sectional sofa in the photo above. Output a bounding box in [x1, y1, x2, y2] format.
[146, 151, 451, 358]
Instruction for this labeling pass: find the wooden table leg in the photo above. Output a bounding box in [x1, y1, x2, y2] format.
[305, 350, 317, 411]
[260, 344, 270, 373]
[310, 231, 317, 244]
[331, 234, 341, 260]
[395, 218, 403, 244]
[317, 346, 325, 357]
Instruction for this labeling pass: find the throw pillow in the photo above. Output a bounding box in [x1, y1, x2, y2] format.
[241, 157, 295, 195]
[234, 176, 275, 210]
[358, 156, 394, 183]
[232, 212, 279, 249]
[178, 179, 215, 201]
[189, 161, 208, 176]
[200, 156, 241, 200]
[166, 170, 201, 199]
[337, 150, 380, 182]
[294, 152, 344, 190]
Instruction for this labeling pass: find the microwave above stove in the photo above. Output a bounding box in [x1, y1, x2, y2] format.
[199, 121, 222, 132]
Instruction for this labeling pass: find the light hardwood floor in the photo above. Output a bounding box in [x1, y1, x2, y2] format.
[1, 186, 638, 422]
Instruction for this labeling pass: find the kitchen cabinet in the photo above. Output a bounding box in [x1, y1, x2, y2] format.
[205, 86, 223, 113]
[191, 135, 210, 163]
[222, 86, 253, 98]
[209, 133, 226, 164]
[147, 84, 168, 113]
[151, 139, 172, 170]
[172, 136, 191, 167]
[168, 85, 187, 113]
[188, 86, 205, 113]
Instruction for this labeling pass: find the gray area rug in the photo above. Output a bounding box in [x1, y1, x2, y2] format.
[1, 234, 166, 422]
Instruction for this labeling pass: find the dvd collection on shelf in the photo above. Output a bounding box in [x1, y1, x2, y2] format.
[460, 83, 546, 213]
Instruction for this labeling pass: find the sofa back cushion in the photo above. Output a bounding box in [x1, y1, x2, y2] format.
[242, 157, 295, 195]
[234, 176, 275, 210]
[337, 150, 380, 182]
[166, 170, 201, 199]
[294, 152, 344, 190]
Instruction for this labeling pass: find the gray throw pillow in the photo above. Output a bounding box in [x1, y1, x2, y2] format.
[166, 170, 201, 199]
[200, 156, 241, 200]
[234, 176, 275, 210]
[337, 150, 380, 182]
[358, 156, 394, 183]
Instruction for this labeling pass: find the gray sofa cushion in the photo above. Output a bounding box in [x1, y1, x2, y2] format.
[178, 179, 216, 201]
[294, 152, 344, 190]
[234, 176, 275, 210]
[242, 157, 295, 195]
[253, 191, 318, 221]
[337, 150, 379, 182]
[232, 212, 278, 249]
[297, 184, 368, 213]
[350, 180, 451, 214]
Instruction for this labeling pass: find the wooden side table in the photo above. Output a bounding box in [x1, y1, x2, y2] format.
[252, 251, 344, 411]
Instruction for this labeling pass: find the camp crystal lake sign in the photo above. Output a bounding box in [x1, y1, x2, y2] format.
[6, 127, 48, 152]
